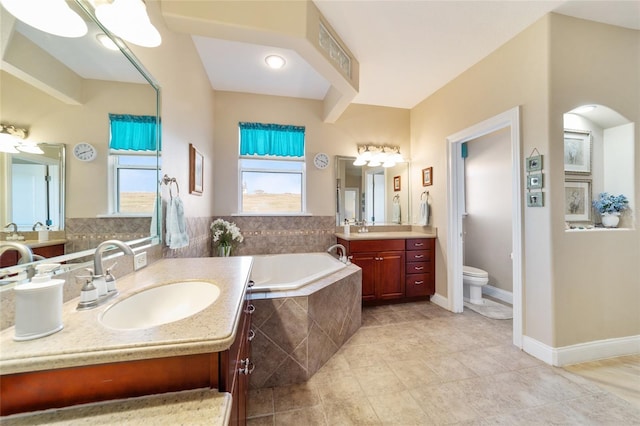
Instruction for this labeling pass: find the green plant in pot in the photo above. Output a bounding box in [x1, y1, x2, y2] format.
[592, 192, 629, 228]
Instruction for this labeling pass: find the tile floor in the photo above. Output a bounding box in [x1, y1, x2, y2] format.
[247, 301, 640, 425]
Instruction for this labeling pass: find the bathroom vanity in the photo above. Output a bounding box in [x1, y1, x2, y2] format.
[337, 231, 436, 304]
[0, 257, 254, 425]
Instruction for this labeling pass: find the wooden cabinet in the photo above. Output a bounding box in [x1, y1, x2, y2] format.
[405, 238, 435, 297]
[338, 237, 435, 304]
[0, 243, 65, 267]
[339, 238, 405, 302]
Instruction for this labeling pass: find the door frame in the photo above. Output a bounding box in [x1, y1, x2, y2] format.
[446, 106, 523, 347]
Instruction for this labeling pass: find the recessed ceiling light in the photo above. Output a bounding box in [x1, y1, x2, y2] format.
[572, 105, 597, 114]
[265, 55, 286, 70]
[96, 34, 119, 51]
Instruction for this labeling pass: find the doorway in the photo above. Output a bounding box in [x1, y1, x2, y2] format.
[446, 107, 523, 348]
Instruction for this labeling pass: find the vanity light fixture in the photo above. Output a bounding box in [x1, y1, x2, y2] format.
[265, 55, 286, 70]
[0, 124, 43, 154]
[353, 144, 404, 168]
[95, 0, 161, 48]
[96, 33, 119, 51]
[0, 0, 88, 38]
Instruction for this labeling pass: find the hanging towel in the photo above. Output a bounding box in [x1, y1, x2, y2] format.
[166, 195, 189, 249]
[392, 202, 401, 224]
[418, 197, 429, 226]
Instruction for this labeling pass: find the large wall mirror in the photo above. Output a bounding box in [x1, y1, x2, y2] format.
[335, 156, 410, 225]
[0, 0, 161, 275]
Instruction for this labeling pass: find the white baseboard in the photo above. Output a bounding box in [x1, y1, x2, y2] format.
[523, 334, 640, 366]
[430, 293, 449, 311]
[482, 285, 513, 305]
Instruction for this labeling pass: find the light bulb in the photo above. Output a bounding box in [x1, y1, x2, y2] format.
[95, 0, 161, 48]
[265, 55, 286, 69]
[0, 0, 87, 38]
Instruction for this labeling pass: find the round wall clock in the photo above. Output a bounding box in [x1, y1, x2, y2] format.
[73, 142, 97, 162]
[313, 152, 329, 169]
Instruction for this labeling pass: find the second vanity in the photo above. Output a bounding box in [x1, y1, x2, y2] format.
[0, 257, 254, 424]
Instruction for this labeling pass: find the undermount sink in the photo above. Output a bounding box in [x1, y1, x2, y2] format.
[100, 280, 221, 331]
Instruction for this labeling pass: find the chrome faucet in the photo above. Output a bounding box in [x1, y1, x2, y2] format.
[0, 241, 36, 279]
[327, 243, 348, 263]
[93, 240, 134, 277]
[4, 222, 17, 233]
[32, 222, 44, 231]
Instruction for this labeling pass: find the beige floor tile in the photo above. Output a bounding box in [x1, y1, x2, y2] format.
[352, 362, 407, 397]
[410, 382, 482, 423]
[272, 382, 321, 413]
[274, 406, 327, 425]
[248, 388, 274, 418]
[322, 395, 382, 425]
[247, 414, 275, 426]
[368, 389, 432, 425]
[427, 354, 479, 381]
[316, 373, 364, 403]
[387, 358, 442, 389]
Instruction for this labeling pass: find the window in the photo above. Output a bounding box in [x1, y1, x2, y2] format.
[108, 114, 160, 214]
[238, 122, 305, 213]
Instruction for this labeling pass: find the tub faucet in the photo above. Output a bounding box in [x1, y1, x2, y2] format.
[327, 243, 348, 263]
[93, 239, 134, 278]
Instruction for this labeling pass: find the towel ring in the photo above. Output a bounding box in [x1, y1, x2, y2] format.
[421, 191, 429, 201]
[161, 174, 180, 198]
[393, 194, 400, 203]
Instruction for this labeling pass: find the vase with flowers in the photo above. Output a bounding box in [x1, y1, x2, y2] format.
[210, 218, 244, 256]
[592, 192, 629, 228]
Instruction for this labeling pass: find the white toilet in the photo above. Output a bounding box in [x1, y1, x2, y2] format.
[463, 265, 489, 305]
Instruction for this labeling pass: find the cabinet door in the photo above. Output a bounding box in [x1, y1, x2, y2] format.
[351, 252, 377, 301]
[377, 251, 405, 300]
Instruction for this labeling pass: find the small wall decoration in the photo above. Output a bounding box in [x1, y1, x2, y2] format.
[525, 148, 544, 207]
[526, 173, 543, 190]
[564, 179, 592, 222]
[189, 143, 204, 195]
[422, 167, 433, 187]
[526, 154, 543, 172]
[527, 192, 544, 207]
[564, 129, 591, 174]
[393, 176, 401, 191]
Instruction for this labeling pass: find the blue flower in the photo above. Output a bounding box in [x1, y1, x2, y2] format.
[592, 193, 629, 214]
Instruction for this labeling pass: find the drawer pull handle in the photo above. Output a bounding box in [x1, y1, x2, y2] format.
[414, 255, 424, 259]
[414, 243, 424, 247]
[239, 358, 255, 375]
[414, 281, 424, 285]
[248, 329, 256, 341]
[245, 304, 255, 314]
[414, 266, 424, 271]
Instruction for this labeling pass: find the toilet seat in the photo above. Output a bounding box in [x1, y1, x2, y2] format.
[463, 265, 488, 279]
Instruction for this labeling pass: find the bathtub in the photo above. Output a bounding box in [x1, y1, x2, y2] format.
[250, 252, 347, 292]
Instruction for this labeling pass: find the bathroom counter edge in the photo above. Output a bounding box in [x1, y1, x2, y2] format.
[335, 230, 437, 240]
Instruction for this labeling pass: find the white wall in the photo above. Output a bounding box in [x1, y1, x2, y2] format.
[604, 123, 635, 226]
[463, 127, 513, 293]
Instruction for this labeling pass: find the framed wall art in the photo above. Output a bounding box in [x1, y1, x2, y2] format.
[527, 192, 544, 207]
[526, 173, 543, 190]
[564, 179, 591, 222]
[422, 167, 433, 187]
[393, 176, 401, 191]
[189, 143, 204, 195]
[564, 129, 591, 174]
[526, 155, 543, 172]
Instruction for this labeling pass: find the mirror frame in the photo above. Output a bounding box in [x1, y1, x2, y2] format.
[0, 0, 162, 280]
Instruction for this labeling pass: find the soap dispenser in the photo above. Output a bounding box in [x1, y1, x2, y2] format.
[14, 264, 64, 341]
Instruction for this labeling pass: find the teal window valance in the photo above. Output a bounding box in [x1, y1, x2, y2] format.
[239, 122, 305, 157]
[109, 114, 160, 151]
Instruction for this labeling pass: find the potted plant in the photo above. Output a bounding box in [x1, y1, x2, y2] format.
[210, 218, 244, 256]
[592, 192, 629, 228]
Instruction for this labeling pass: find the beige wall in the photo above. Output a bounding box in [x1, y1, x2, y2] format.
[129, 1, 216, 219]
[212, 91, 410, 216]
[463, 127, 513, 293]
[411, 15, 554, 345]
[548, 14, 639, 347]
[0, 72, 156, 218]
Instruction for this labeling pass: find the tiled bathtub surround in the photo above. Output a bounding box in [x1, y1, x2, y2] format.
[249, 266, 362, 389]
[65, 217, 151, 254]
[161, 216, 212, 259]
[216, 216, 337, 256]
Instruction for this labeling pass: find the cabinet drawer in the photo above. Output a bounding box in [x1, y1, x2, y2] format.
[405, 274, 433, 297]
[406, 262, 429, 274]
[406, 239, 434, 251]
[405, 250, 432, 263]
[348, 239, 404, 253]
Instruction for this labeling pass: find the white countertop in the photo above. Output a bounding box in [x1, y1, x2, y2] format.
[0, 257, 253, 375]
[335, 230, 437, 241]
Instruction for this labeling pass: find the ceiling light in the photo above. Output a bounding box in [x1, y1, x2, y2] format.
[95, 0, 161, 48]
[265, 55, 286, 69]
[572, 105, 597, 114]
[353, 144, 404, 168]
[96, 33, 120, 51]
[0, 0, 88, 38]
